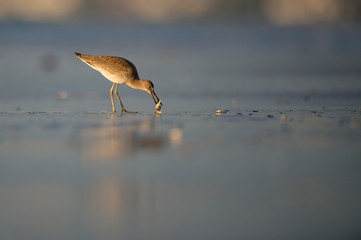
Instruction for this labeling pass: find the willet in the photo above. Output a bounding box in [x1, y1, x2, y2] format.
[74, 52, 162, 113]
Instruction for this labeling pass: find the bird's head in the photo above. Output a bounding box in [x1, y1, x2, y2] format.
[142, 80, 162, 105]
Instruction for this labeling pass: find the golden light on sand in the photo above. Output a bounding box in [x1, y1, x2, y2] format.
[263, 0, 357, 25]
[169, 128, 183, 145]
[0, 0, 84, 21]
[122, 0, 214, 22]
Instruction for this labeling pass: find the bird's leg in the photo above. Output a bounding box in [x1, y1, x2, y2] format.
[115, 83, 137, 113]
[114, 83, 125, 111]
[110, 82, 116, 112]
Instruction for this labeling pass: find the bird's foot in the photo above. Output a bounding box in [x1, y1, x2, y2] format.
[122, 109, 137, 114]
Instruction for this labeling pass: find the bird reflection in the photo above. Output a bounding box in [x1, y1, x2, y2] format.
[74, 114, 167, 161]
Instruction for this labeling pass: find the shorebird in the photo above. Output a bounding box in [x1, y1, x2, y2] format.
[74, 52, 162, 113]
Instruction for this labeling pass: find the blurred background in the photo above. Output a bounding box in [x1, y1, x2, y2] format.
[0, 0, 361, 107]
[1, 1, 361, 240]
[1, 0, 361, 24]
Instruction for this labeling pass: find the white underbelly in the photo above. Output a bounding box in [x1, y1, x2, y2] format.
[84, 61, 128, 84]
[100, 70, 127, 84]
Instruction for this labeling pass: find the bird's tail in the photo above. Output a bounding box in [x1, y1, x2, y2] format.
[74, 52, 82, 57]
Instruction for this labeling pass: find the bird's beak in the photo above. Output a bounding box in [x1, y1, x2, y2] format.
[151, 90, 162, 105]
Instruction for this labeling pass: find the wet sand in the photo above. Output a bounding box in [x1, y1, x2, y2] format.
[1, 96, 361, 240]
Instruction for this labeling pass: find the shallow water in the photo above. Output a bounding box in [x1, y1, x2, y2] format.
[1, 22, 361, 239]
[1, 96, 361, 240]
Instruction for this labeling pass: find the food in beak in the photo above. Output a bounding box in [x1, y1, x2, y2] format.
[151, 90, 163, 114]
[155, 99, 162, 111]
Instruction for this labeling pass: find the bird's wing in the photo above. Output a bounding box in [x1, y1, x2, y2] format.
[78, 55, 140, 80]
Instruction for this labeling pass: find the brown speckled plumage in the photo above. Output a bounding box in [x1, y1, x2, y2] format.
[75, 52, 140, 83]
[74, 52, 162, 113]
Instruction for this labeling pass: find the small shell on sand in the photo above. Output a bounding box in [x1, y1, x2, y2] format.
[216, 110, 227, 115]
